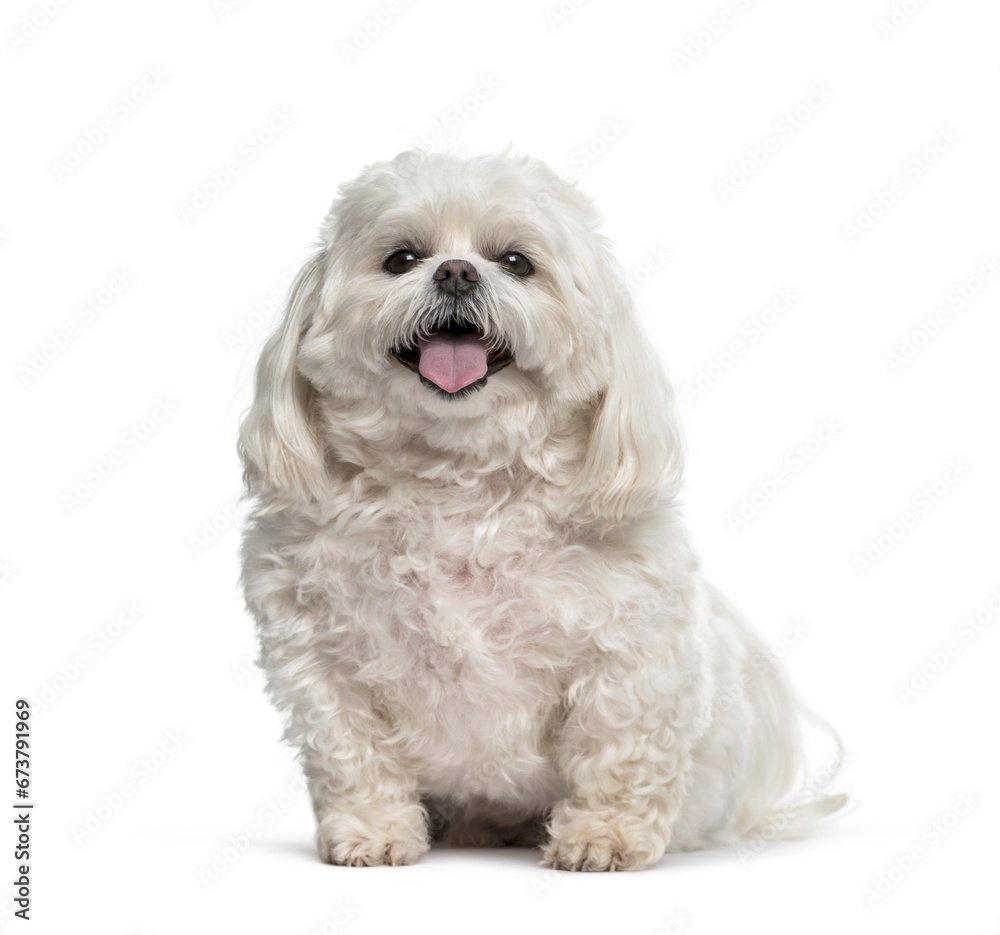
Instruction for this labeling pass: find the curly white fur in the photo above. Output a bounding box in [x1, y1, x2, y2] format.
[238, 150, 845, 871]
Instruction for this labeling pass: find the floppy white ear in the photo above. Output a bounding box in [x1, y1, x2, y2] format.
[570, 289, 685, 528]
[238, 251, 331, 509]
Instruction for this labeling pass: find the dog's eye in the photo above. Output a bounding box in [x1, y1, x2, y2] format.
[384, 249, 421, 274]
[498, 252, 533, 277]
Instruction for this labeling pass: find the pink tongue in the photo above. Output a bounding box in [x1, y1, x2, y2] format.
[418, 333, 488, 393]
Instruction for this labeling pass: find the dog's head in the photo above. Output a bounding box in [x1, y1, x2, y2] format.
[239, 150, 683, 525]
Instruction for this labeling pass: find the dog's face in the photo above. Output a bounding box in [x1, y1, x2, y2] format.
[297, 152, 615, 420]
[240, 151, 682, 524]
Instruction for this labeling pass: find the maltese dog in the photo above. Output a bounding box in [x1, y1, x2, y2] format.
[239, 150, 844, 871]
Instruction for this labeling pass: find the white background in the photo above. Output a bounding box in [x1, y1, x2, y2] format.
[2, 0, 998, 932]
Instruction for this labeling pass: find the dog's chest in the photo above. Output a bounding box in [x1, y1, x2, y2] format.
[334, 484, 584, 697]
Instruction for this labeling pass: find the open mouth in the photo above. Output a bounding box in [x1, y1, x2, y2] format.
[391, 316, 514, 397]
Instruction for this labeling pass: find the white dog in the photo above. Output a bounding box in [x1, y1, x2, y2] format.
[239, 150, 844, 871]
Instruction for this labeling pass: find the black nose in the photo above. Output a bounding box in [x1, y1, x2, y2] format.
[433, 259, 480, 296]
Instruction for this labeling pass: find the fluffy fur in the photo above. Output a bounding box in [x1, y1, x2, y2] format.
[238, 150, 845, 871]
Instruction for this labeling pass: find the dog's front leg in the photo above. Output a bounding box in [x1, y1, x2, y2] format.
[273, 658, 429, 867]
[307, 734, 429, 867]
[543, 646, 697, 872]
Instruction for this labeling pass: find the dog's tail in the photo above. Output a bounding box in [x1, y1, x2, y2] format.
[734, 655, 849, 842]
[706, 585, 849, 843]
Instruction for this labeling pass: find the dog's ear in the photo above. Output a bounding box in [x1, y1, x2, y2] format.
[570, 285, 685, 528]
[239, 251, 331, 508]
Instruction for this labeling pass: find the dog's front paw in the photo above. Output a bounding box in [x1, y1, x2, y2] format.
[317, 804, 429, 867]
[543, 806, 665, 872]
